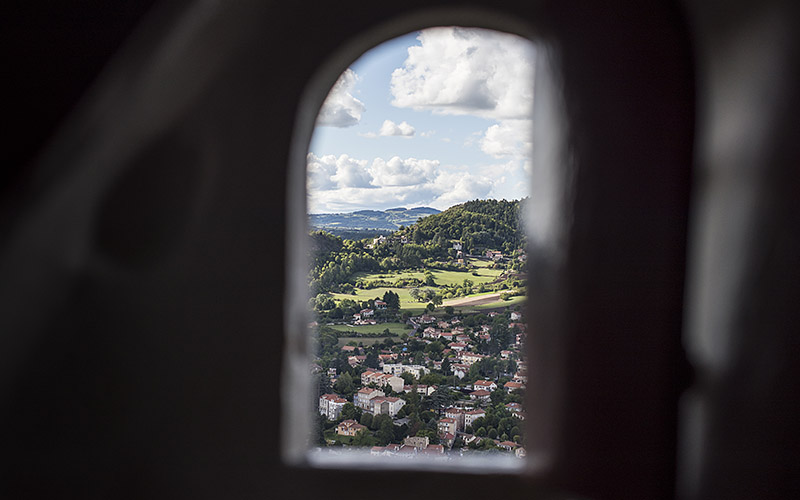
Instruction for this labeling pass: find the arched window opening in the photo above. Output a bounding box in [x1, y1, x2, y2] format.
[285, 22, 569, 473]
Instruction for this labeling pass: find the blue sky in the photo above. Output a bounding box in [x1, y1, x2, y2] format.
[308, 27, 535, 214]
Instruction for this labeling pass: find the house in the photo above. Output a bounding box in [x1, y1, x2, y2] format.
[318, 394, 347, 420]
[336, 419, 367, 437]
[449, 342, 467, 352]
[378, 353, 397, 364]
[383, 363, 429, 378]
[404, 435, 429, 449]
[510, 311, 522, 321]
[347, 355, 365, 367]
[403, 384, 435, 396]
[450, 363, 470, 379]
[360, 308, 374, 317]
[438, 417, 457, 436]
[497, 441, 520, 451]
[355, 387, 384, 410]
[341, 345, 357, 353]
[504, 381, 524, 392]
[360, 370, 404, 393]
[419, 314, 435, 324]
[469, 389, 491, 401]
[452, 242, 462, 250]
[419, 444, 444, 456]
[445, 407, 465, 431]
[441, 432, 455, 448]
[500, 350, 514, 359]
[374, 300, 387, 309]
[460, 352, 485, 365]
[422, 327, 439, 338]
[371, 396, 406, 416]
[505, 402, 525, 420]
[464, 409, 486, 428]
[439, 332, 456, 341]
[473, 380, 497, 392]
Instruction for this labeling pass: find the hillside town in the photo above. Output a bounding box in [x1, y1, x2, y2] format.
[312, 307, 527, 459]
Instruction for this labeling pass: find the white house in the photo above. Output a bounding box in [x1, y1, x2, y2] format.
[450, 363, 470, 379]
[382, 363, 429, 378]
[438, 417, 457, 437]
[319, 393, 347, 420]
[355, 387, 385, 410]
[473, 380, 497, 392]
[464, 409, 486, 428]
[371, 396, 406, 417]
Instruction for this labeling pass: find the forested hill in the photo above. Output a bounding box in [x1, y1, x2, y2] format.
[396, 199, 525, 254]
[309, 199, 526, 294]
[309, 206, 440, 234]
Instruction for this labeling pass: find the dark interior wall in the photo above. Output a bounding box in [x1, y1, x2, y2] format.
[679, 0, 800, 498]
[0, 1, 797, 499]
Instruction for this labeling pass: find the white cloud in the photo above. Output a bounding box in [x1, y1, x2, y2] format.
[379, 119, 415, 137]
[307, 153, 372, 190]
[390, 27, 535, 120]
[369, 157, 438, 186]
[307, 153, 516, 213]
[480, 119, 533, 159]
[316, 69, 365, 127]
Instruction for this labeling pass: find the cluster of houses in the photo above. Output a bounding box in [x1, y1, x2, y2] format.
[317, 309, 528, 455]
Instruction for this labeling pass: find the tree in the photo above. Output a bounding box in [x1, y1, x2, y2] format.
[352, 428, 375, 447]
[426, 302, 435, 312]
[424, 272, 436, 286]
[364, 350, 379, 369]
[382, 290, 400, 309]
[488, 428, 498, 439]
[410, 288, 421, 302]
[377, 418, 394, 445]
[360, 412, 373, 428]
[333, 372, 354, 395]
[476, 426, 487, 437]
[445, 306, 454, 316]
[340, 402, 361, 421]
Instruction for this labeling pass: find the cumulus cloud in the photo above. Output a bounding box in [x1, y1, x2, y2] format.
[307, 153, 372, 190]
[316, 69, 365, 127]
[480, 119, 533, 159]
[379, 120, 415, 137]
[369, 157, 438, 186]
[390, 27, 535, 120]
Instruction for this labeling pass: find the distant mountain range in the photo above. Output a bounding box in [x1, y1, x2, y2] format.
[309, 207, 440, 233]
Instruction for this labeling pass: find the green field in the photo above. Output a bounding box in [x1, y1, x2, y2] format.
[330, 287, 432, 313]
[353, 265, 502, 287]
[328, 322, 411, 335]
[473, 295, 527, 310]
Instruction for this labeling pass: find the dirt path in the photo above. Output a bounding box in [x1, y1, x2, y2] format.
[444, 292, 502, 307]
